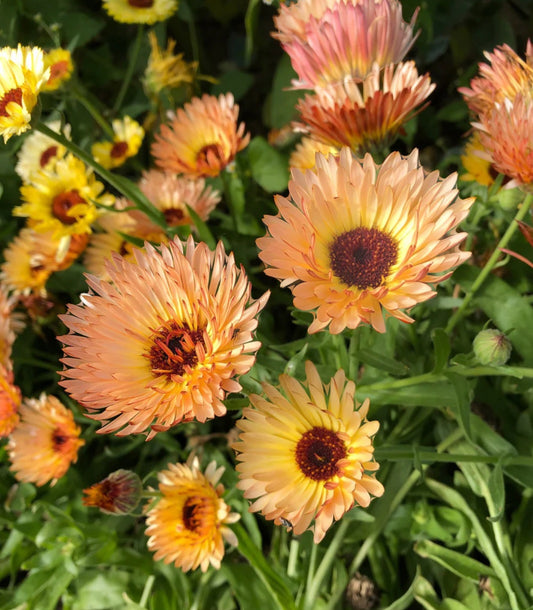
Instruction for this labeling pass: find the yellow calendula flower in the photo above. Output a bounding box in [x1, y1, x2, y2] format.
[42, 48, 74, 92]
[289, 137, 339, 171]
[0, 44, 49, 142]
[460, 133, 494, 187]
[91, 116, 145, 169]
[14, 154, 114, 239]
[102, 0, 178, 25]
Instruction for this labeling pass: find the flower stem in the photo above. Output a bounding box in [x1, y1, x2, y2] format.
[375, 446, 533, 466]
[446, 192, 533, 333]
[71, 86, 114, 138]
[113, 24, 144, 114]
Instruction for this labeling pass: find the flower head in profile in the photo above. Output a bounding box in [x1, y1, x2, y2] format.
[102, 0, 178, 24]
[7, 394, 84, 486]
[14, 155, 114, 239]
[83, 469, 143, 514]
[275, 0, 419, 89]
[233, 361, 383, 543]
[59, 236, 269, 438]
[296, 62, 434, 156]
[257, 148, 474, 334]
[289, 137, 339, 171]
[0, 366, 21, 438]
[91, 116, 145, 170]
[0, 45, 49, 142]
[42, 48, 74, 92]
[151, 93, 250, 178]
[145, 457, 239, 572]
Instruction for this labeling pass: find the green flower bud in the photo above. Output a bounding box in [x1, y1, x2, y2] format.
[473, 329, 512, 366]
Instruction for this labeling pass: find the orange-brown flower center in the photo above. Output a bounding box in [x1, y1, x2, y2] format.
[52, 427, 73, 452]
[163, 207, 186, 226]
[111, 141, 128, 159]
[128, 0, 154, 7]
[0, 88, 23, 117]
[48, 61, 70, 84]
[196, 143, 225, 169]
[295, 426, 346, 481]
[148, 321, 205, 379]
[52, 189, 86, 225]
[329, 227, 398, 289]
[40, 145, 58, 167]
[84, 480, 118, 511]
[182, 494, 214, 533]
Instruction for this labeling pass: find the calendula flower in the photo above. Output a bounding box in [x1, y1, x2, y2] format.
[145, 458, 239, 572]
[14, 154, 114, 239]
[295, 61, 434, 155]
[257, 148, 474, 334]
[144, 31, 197, 98]
[289, 137, 339, 171]
[102, 0, 178, 24]
[42, 48, 74, 92]
[91, 116, 145, 170]
[83, 469, 143, 514]
[460, 132, 494, 187]
[275, 0, 419, 89]
[0, 286, 18, 370]
[7, 394, 84, 486]
[59, 237, 269, 438]
[233, 361, 384, 543]
[0, 366, 21, 438]
[273, 0, 349, 43]
[151, 93, 250, 178]
[0, 44, 49, 142]
[15, 120, 71, 183]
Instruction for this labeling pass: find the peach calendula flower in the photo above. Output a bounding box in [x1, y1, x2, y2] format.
[275, 0, 419, 89]
[257, 148, 474, 334]
[0, 45, 49, 142]
[15, 120, 71, 184]
[295, 61, 435, 156]
[233, 361, 384, 543]
[42, 48, 74, 92]
[289, 137, 339, 171]
[0, 366, 21, 438]
[7, 394, 84, 486]
[14, 154, 114, 239]
[145, 457, 239, 572]
[151, 93, 250, 178]
[83, 469, 143, 514]
[102, 0, 178, 24]
[0, 286, 19, 370]
[59, 236, 269, 438]
[91, 116, 145, 170]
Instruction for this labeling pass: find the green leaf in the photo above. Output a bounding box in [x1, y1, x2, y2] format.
[265, 55, 304, 129]
[244, 0, 261, 66]
[432, 328, 451, 373]
[222, 564, 280, 610]
[358, 348, 409, 376]
[185, 204, 216, 250]
[487, 461, 505, 521]
[446, 373, 473, 438]
[247, 137, 290, 193]
[363, 382, 456, 409]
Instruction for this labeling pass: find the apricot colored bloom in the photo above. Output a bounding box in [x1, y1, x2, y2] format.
[0, 286, 18, 370]
[234, 361, 383, 543]
[42, 48, 74, 92]
[8, 394, 84, 486]
[460, 132, 494, 187]
[15, 155, 114, 239]
[275, 0, 418, 89]
[102, 0, 178, 24]
[83, 469, 143, 514]
[152, 93, 250, 178]
[0, 366, 21, 438]
[145, 458, 239, 572]
[15, 120, 71, 184]
[257, 148, 474, 334]
[59, 237, 269, 438]
[296, 61, 434, 155]
[273, 0, 351, 43]
[0, 45, 49, 142]
[289, 137, 339, 171]
[92, 116, 145, 170]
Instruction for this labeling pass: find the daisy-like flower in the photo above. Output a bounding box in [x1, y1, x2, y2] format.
[0, 366, 21, 438]
[0, 44, 49, 142]
[233, 361, 384, 543]
[273, 0, 349, 43]
[14, 154, 114, 239]
[0, 286, 18, 370]
[289, 137, 339, 171]
[295, 61, 435, 155]
[145, 457, 239, 572]
[257, 148, 474, 334]
[460, 132, 495, 187]
[15, 120, 71, 184]
[42, 48, 74, 92]
[143, 32, 197, 99]
[7, 394, 84, 486]
[59, 236, 269, 438]
[275, 0, 419, 89]
[151, 93, 250, 178]
[83, 469, 143, 514]
[91, 116, 145, 170]
[102, 0, 178, 25]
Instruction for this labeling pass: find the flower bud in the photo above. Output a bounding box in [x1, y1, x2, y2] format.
[473, 329, 512, 366]
[82, 469, 143, 515]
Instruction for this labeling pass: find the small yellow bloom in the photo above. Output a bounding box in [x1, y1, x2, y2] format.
[42, 48, 74, 92]
[91, 116, 145, 169]
[102, 0, 179, 25]
[460, 133, 494, 186]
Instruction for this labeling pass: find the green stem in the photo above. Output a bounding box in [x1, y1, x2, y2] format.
[71, 88, 114, 138]
[113, 24, 144, 114]
[446, 193, 533, 333]
[139, 575, 155, 608]
[361, 372, 442, 393]
[375, 447, 533, 466]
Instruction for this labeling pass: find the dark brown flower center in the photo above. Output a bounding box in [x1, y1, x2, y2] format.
[295, 426, 346, 481]
[182, 495, 213, 533]
[128, 0, 154, 7]
[163, 207, 186, 226]
[148, 321, 205, 379]
[52, 428, 69, 451]
[0, 88, 23, 117]
[111, 141, 128, 159]
[40, 146, 58, 167]
[52, 189, 86, 225]
[329, 227, 398, 289]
